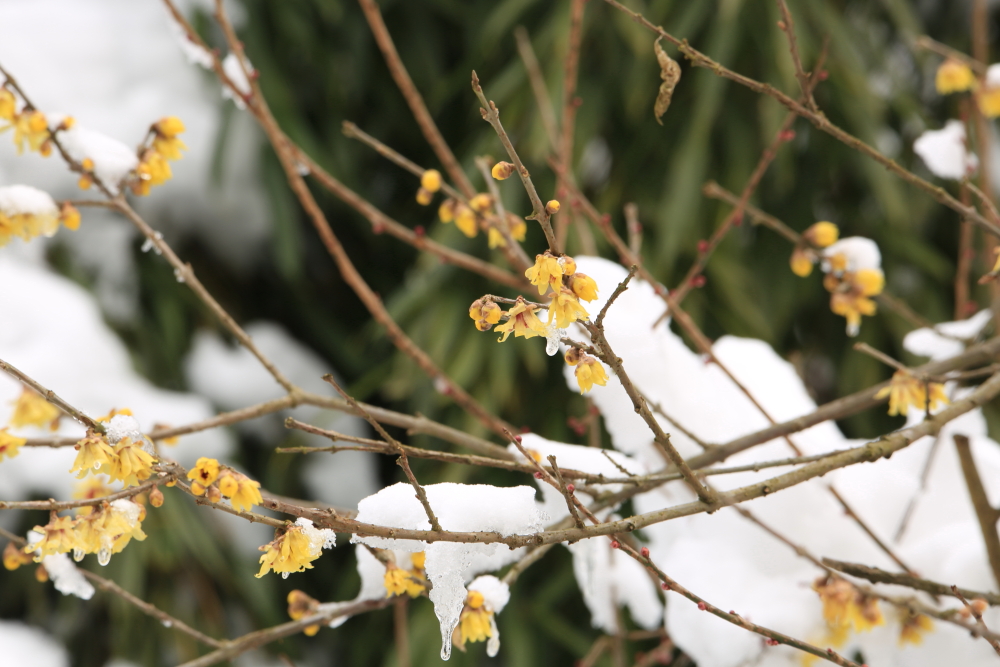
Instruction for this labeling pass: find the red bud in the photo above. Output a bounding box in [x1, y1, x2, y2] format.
[566, 484, 575, 493]
[533, 471, 543, 479]
[640, 547, 650, 558]
[414, 225, 425, 238]
[697, 602, 707, 611]
[610, 540, 620, 549]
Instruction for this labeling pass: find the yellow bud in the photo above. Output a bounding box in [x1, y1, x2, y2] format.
[415, 187, 433, 206]
[27, 111, 47, 133]
[979, 87, 1000, 119]
[60, 203, 80, 231]
[469, 193, 492, 213]
[438, 199, 456, 223]
[420, 169, 442, 193]
[82, 158, 94, 171]
[564, 347, 583, 366]
[0, 89, 15, 120]
[854, 268, 884, 296]
[61, 116, 75, 130]
[935, 59, 975, 95]
[545, 200, 561, 215]
[455, 205, 478, 238]
[207, 484, 223, 504]
[77, 175, 93, 191]
[155, 116, 185, 138]
[804, 221, 839, 248]
[467, 590, 485, 609]
[411, 552, 426, 569]
[491, 161, 515, 180]
[39, 141, 52, 157]
[568, 273, 598, 302]
[789, 248, 814, 277]
[149, 486, 164, 508]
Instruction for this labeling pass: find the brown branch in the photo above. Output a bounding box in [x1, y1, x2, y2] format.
[0, 476, 164, 511]
[914, 36, 986, 75]
[356, 0, 475, 198]
[0, 357, 104, 434]
[775, 0, 817, 111]
[322, 375, 442, 532]
[600, 0, 1000, 240]
[954, 434, 1000, 588]
[823, 558, 1000, 606]
[394, 597, 412, 667]
[471, 71, 559, 253]
[474, 155, 533, 271]
[952, 585, 1000, 656]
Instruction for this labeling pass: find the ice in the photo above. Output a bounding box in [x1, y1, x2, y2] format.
[41, 553, 95, 600]
[104, 415, 143, 444]
[353, 482, 545, 659]
[0, 184, 58, 216]
[903, 309, 993, 361]
[544, 324, 567, 356]
[222, 53, 252, 109]
[914, 120, 977, 180]
[0, 621, 69, 667]
[988, 63, 1000, 87]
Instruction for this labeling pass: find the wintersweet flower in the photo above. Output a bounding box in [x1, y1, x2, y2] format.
[71, 477, 115, 516]
[935, 58, 975, 94]
[547, 288, 589, 328]
[491, 161, 514, 180]
[790, 247, 816, 277]
[469, 193, 492, 213]
[151, 116, 186, 161]
[898, 611, 933, 646]
[875, 370, 948, 416]
[256, 518, 336, 578]
[452, 576, 509, 657]
[824, 262, 884, 337]
[487, 227, 505, 248]
[3, 541, 32, 571]
[383, 561, 427, 598]
[803, 221, 839, 248]
[567, 273, 598, 302]
[11, 110, 49, 154]
[454, 204, 477, 238]
[69, 433, 116, 479]
[0, 88, 15, 120]
[287, 590, 322, 636]
[131, 149, 172, 196]
[438, 199, 456, 223]
[494, 297, 547, 342]
[59, 202, 80, 231]
[525, 252, 564, 295]
[0, 428, 25, 461]
[575, 356, 609, 393]
[109, 437, 156, 487]
[978, 64, 1000, 118]
[73, 499, 146, 565]
[469, 297, 502, 332]
[187, 457, 220, 493]
[415, 187, 433, 205]
[9, 387, 60, 430]
[421, 169, 442, 193]
[25, 516, 81, 560]
[221, 471, 263, 513]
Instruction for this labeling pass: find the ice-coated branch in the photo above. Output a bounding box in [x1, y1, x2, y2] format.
[0, 357, 104, 434]
[323, 375, 443, 533]
[471, 70, 559, 253]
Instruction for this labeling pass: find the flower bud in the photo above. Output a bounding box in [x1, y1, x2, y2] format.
[491, 161, 515, 180]
[438, 199, 456, 223]
[35, 564, 49, 583]
[564, 347, 583, 366]
[470, 193, 493, 213]
[610, 540, 620, 549]
[545, 199, 561, 215]
[149, 486, 164, 508]
[789, 247, 814, 277]
[207, 484, 223, 503]
[415, 187, 433, 206]
[803, 221, 839, 248]
[640, 547, 650, 558]
[420, 169, 442, 193]
[566, 484, 575, 494]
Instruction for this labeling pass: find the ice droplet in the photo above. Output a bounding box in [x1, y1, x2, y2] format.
[141, 237, 154, 253]
[282, 572, 290, 580]
[161, 619, 173, 628]
[97, 548, 111, 566]
[545, 325, 566, 356]
[174, 267, 186, 283]
[72, 549, 84, 563]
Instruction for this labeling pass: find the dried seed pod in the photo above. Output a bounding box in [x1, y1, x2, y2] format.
[654, 38, 681, 125]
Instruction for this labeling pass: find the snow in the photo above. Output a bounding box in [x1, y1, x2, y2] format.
[822, 236, 882, 271]
[222, 53, 252, 109]
[104, 415, 144, 445]
[914, 120, 978, 180]
[57, 124, 139, 192]
[42, 553, 95, 600]
[988, 63, 1000, 88]
[568, 537, 662, 634]
[903, 309, 992, 361]
[468, 575, 510, 613]
[0, 184, 58, 216]
[353, 482, 545, 659]
[169, 19, 213, 70]
[0, 621, 69, 667]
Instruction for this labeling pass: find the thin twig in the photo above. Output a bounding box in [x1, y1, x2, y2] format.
[954, 434, 1000, 588]
[822, 558, 1000, 606]
[514, 26, 559, 151]
[775, 0, 818, 111]
[0, 476, 164, 511]
[0, 357, 104, 434]
[952, 585, 1000, 655]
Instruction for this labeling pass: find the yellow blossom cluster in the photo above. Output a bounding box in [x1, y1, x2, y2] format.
[438, 193, 527, 246]
[0, 190, 80, 249]
[130, 117, 187, 196]
[874, 370, 949, 416]
[69, 430, 157, 487]
[823, 265, 884, 338]
[0, 86, 60, 155]
[256, 519, 334, 578]
[812, 575, 884, 647]
[932, 58, 1000, 118]
[17, 498, 147, 567]
[789, 221, 839, 278]
[287, 589, 322, 636]
[452, 590, 495, 653]
[186, 457, 263, 512]
[0, 388, 66, 463]
[565, 347, 609, 394]
[383, 551, 427, 598]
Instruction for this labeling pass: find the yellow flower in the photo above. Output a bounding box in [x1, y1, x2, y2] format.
[420, 169, 442, 193]
[469, 298, 503, 332]
[69, 433, 116, 479]
[73, 500, 146, 561]
[415, 187, 433, 206]
[438, 199, 456, 223]
[3, 540, 33, 571]
[383, 562, 427, 598]
[898, 611, 933, 646]
[491, 161, 515, 180]
[935, 59, 975, 95]
[109, 437, 156, 487]
[455, 204, 478, 238]
[979, 86, 1000, 118]
[410, 551, 425, 569]
[72, 477, 115, 516]
[488, 227, 506, 248]
[575, 356, 608, 393]
[453, 591, 494, 652]
[790, 247, 814, 277]
[256, 520, 334, 578]
[229, 475, 263, 513]
[0, 88, 15, 120]
[469, 193, 492, 213]
[525, 252, 564, 295]
[545, 199, 560, 215]
[12, 110, 49, 154]
[187, 457, 220, 488]
[217, 471, 239, 498]
[874, 371, 948, 416]
[25, 515, 81, 560]
[826, 268, 884, 337]
[804, 221, 839, 248]
[59, 202, 80, 231]
[510, 218, 527, 242]
[131, 149, 172, 196]
[9, 388, 60, 430]
[96, 407, 133, 422]
[567, 273, 598, 302]
[287, 590, 322, 636]
[0, 428, 25, 461]
[494, 297, 547, 342]
[547, 288, 589, 328]
[152, 117, 187, 161]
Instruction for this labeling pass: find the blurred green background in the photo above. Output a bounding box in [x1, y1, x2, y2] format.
[4, 0, 1000, 665]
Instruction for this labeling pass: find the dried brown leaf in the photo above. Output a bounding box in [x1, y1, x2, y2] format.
[654, 38, 681, 125]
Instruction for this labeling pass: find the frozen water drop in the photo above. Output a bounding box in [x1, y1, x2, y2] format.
[161, 619, 173, 628]
[174, 267, 186, 283]
[97, 548, 111, 566]
[72, 549, 84, 563]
